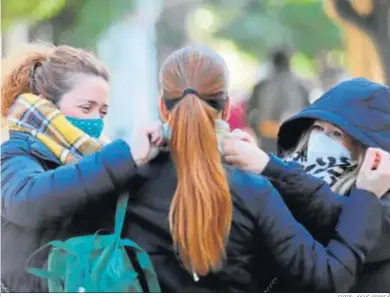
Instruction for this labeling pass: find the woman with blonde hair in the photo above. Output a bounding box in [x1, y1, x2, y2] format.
[122, 48, 389, 292]
[222, 78, 390, 292]
[1, 43, 162, 292]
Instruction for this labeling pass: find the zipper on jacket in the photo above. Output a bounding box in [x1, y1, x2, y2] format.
[193, 271, 199, 282]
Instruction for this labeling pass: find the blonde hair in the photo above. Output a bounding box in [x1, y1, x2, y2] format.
[283, 128, 366, 195]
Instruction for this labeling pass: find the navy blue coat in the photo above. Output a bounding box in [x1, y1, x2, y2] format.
[264, 78, 390, 292]
[123, 151, 384, 292]
[1, 131, 140, 292]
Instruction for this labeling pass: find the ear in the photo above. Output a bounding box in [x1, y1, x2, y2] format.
[221, 96, 231, 121]
[159, 96, 169, 121]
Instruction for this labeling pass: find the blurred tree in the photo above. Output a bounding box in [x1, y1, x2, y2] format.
[49, 0, 134, 49]
[156, 0, 200, 67]
[202, 0, 342, 61]
[326, 0, 389, 85]
[316, 51, 349, 91]
[1, 0, 66, 29]
[2, 0, 134, 51]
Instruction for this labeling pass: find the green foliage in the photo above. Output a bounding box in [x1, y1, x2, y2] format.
[1, 0, 66, 29]
[202, 0, 341, 60]
[57, 0, 134, 49]
[279, 1, 341, 57]
[2, 0, 134, 50]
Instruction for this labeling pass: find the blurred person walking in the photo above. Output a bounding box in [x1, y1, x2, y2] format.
[247, 47, 310, 153]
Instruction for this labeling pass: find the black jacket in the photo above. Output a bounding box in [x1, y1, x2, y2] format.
[124, 151, 384, 292]
[1, 131, 139, 292]
[263, 155, 390, 292]
[268, 78, 390, 292]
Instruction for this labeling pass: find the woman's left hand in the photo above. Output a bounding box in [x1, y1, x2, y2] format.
[221, 129, 270, 174]
[356, 148, 390, 199]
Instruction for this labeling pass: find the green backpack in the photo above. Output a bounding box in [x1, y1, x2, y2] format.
[26, 193, 161, 293]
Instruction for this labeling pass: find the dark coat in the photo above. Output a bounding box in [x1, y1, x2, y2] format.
[123, 151, 384, 292]
[1, 131, 139, 292]
[264, 77, 390, 292]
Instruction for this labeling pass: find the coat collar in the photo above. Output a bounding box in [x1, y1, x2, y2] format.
[10, 131, 61, 165]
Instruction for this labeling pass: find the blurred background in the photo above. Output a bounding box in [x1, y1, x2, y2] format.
[1, 0, 389, 151]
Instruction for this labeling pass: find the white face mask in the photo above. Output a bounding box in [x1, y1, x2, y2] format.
[284, 132, 357, 187]
[306, 132, 352, 164]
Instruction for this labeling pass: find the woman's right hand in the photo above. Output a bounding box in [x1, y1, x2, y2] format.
[130, 121, 164, 166]
[221, 129, 270, 174]
[356, 148, 390, 199]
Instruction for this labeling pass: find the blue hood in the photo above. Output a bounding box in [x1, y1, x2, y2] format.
[278, 78, 390, 154]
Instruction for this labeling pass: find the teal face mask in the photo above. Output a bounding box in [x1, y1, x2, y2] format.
[66, 116, 104, 139]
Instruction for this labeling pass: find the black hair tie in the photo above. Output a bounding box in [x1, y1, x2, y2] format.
[182, 88, 199, 97]
[163, 88, 226, 111]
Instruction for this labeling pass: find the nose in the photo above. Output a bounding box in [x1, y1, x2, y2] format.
[323, 128, 331, 137]
[321, 125, 334, 137]
[90, 109, 101, 119]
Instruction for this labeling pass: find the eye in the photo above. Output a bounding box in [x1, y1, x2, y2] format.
[99, 107, 108, 118]
[332, 130, 344, 139]
[312, 124, 324, 132]
[79, 105, 92, 113]
[100, 111, 108, 118]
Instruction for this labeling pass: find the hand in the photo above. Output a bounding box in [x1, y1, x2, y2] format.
[222, 130, 270, 174]
[230, 128, 258, 145]
[130, 121, 164, 166]
[356, 148, 390, 199]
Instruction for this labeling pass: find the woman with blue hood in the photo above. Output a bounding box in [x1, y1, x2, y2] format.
[222, 77, 390, 292]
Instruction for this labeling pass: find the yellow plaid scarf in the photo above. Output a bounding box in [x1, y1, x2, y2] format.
[7, 93, 104, 164]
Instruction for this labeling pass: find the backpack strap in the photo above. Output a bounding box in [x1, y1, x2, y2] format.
[120, 239, 161, 292]
[25, 240, 78, 288]
[113, 192, 161, 292]
[114, 192, 130, 238]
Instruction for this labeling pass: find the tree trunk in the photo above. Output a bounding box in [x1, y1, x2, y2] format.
[371, 0, 390, 85]
[49, 6, 77, 45]
[373, 33, 390, 85]
[97, 0, 162, 142]
[333, 0, 390, 85]
[155, 0, 198, 67]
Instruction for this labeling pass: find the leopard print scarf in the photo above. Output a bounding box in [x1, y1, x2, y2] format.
[284, 150, 358, 187]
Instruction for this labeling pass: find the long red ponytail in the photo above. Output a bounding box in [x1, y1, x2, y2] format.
[160, 46, 232, 276]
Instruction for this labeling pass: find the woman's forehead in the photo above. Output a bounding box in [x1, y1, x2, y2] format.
[313, 120, 342, 131]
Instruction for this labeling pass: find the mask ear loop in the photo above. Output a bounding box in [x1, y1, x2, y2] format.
[160, 119, 231, 155]
[162, 122, 172, 142]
